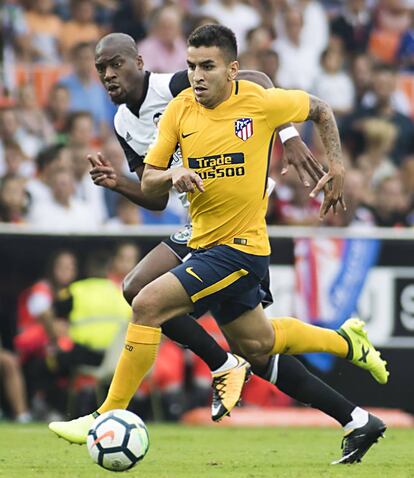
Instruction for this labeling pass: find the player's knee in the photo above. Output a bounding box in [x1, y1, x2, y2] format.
[131, 288, 163, 327]
[237, 336, 274, 359]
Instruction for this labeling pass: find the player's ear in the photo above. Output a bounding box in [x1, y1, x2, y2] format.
[136, 55, 144, 69]
[227, 60, 239, 81]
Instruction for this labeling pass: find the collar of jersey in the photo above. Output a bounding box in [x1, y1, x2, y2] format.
[126, 71, 150, 118]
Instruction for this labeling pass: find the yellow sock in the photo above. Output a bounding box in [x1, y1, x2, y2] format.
[270, 317, 348, 357]
[98, 322, 161, 414]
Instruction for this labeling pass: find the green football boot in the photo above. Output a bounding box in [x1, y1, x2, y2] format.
[338, 318, 389, 384]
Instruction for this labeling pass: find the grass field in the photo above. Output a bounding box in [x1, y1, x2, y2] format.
[0, 423, 413, 478]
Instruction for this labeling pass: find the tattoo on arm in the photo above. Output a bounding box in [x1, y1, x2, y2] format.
[307, 95, 343, 167]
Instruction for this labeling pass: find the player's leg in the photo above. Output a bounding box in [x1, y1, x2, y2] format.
[258, 354, 386, 464]
[258, 272, 388, 384]
[123, 241, 234, 371]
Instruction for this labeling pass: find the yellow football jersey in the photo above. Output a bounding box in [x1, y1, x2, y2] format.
[145, 80, 310, 255]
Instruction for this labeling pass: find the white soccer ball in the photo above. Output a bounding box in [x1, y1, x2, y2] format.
[87, 409, 149, 472]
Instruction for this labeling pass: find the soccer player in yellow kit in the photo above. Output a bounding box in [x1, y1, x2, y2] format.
[50, 26, 387, 463]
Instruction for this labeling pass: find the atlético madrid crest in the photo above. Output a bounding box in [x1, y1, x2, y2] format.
[235, 118, 253, 141]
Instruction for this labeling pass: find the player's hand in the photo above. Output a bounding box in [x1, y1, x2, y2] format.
[310, 163, 346, 219]
[87, 152, 118, 190]
[281, 136, 325, 186]
[171, 167, 204, 193]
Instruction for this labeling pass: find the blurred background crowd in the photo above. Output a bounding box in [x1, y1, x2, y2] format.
[0, 0, 413, 229]
[1, 0, 414, 424]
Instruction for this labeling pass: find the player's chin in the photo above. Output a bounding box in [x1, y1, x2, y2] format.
[108, 90, 126, 104]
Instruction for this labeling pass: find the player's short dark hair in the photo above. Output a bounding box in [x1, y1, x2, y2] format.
[188, 24, 237, 62]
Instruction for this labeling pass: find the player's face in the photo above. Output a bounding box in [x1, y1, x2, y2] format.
[187, 46, 238, 108]
[95, 46, 144, 105]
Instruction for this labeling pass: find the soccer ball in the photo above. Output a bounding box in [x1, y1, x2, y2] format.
[87, 409, 149, 471]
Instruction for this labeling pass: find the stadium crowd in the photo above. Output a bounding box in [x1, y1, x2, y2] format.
[0, 0, 413, 229]
[0, 0, 414, 422]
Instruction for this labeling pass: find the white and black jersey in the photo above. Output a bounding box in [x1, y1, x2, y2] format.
[114, 70, 190, 172]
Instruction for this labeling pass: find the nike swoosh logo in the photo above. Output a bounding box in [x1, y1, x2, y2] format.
[182, 131, 198, 139]
[93, 430, 115, 446]
[186, 267, 203, 282]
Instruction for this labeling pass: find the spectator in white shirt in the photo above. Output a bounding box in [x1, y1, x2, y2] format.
[273, 6, 321, 90]
[198, 0, 261, 53]
[28, 169, 99, 231]
[313, 47, 355, 118]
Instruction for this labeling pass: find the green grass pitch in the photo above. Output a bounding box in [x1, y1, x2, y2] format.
[0, 423, 413, 478]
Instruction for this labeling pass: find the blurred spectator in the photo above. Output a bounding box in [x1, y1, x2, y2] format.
[45, 84, 71, 138]
[0, 1, 29, 95]
[368, 0, 411, 64]
[267, 169, 321, 226]
[238, 51, 261, 71]
[273, 6, 321, 90]
[60, 0, 101, 58]
[111, 0, 149, 42]
[273, 0, 328, 56]
[245, 25, 274, 57]
[401, 156, 414, 205]
[330, 0, 373, 55]
[0, 349, 32, 422]
[64, 112, 107, 221]
[351, 53, 374, 107]
[295, 0, 330, 56]
[24, 0, 63, 64]
[396, 8, 414, 71]
[14, 248, 78, 418]
[58, 43, 115, 136]
[341, 63, 414, 165]
[138, 5, 187, 73]
[26, 144, 72, 204]
[257, 49, 279, 85]
[0, 107, 44, 174]
[15, 249, 78, 363]
[2, 140, 34, 178]
[0, 175, 28, 223]
[16, 84, 55, 145]
[45, 251, 131, 414]
[105, 195, 142, 229]
[27, 169, 100, 230]
[107, 241, 141, 289]
[199, 0, 261, 53]
[356, 118, 398, 188]
[313, 47, 355, 119]
[368, 174, 411, 227]
[361, 63, 411, 116]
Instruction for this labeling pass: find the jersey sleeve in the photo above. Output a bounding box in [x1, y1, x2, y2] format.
[144, 100, 179, 169]
[115, 131, 145, 172]
[263, 88, 310, 130]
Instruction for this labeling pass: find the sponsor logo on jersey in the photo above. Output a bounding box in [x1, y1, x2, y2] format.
[188, 153, 244, 169]
[125, 131, 133, 142]
[235, 118, 253, 141]
[182, 131, 198, 139]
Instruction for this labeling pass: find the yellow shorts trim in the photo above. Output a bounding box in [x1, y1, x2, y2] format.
[191, 269, 248, 303]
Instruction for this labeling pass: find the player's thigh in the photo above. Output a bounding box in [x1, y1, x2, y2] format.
[123, 242, 182, 303]
[132, 272, 194, 326]
[220, 305, 274, 358]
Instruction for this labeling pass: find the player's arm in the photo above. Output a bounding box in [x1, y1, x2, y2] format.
[87, 153, 168, 211]
[142, 99, 204, 196]
[238, 71, 325, 187]
[306, 95, 346, 217]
